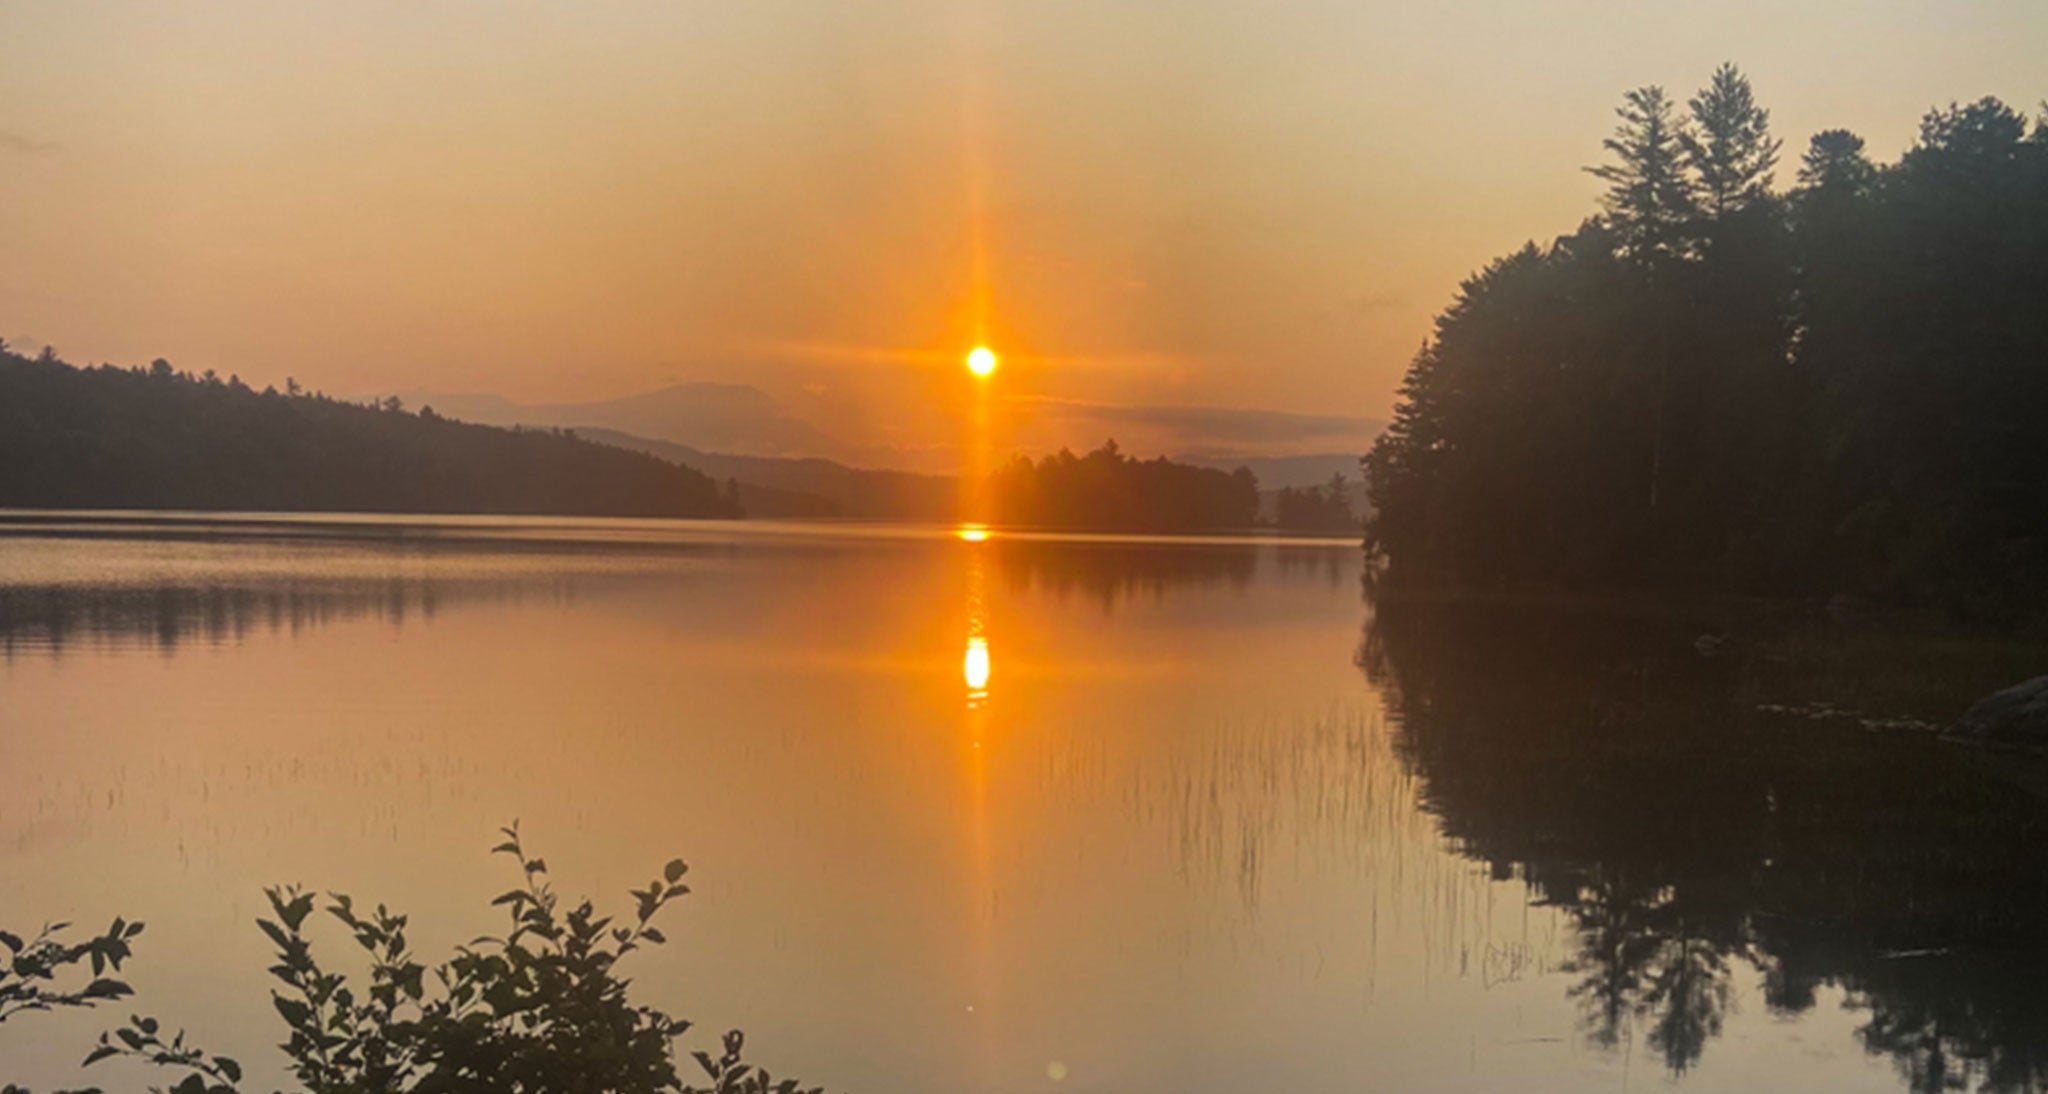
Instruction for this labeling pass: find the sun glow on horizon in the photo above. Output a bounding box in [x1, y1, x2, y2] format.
[967, 346, 998, 377]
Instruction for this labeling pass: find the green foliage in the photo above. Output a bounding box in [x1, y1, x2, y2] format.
[1369, 67, 2048, 618]
[0, 351, 742, 519]
[6, 827, 816, 1094]
[983, 439, 1260, 532]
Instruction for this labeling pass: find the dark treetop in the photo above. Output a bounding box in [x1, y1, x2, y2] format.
[1365, 68, 2048, 619]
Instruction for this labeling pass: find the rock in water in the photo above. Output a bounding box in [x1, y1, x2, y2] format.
[1948, 675, 2048, 748]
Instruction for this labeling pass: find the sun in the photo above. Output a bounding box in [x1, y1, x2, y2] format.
[966, 346, 998, 377]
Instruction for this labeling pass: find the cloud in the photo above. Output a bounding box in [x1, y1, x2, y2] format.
[1353, 289, 1410, 313]
[1019, 396, 1383, 456]
[0, 131, 58, 155]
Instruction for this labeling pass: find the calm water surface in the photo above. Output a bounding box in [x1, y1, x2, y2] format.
[3, 514, 2045, 1092]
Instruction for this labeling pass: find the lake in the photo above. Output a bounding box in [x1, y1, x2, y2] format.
[3, 513, 2046, 1093]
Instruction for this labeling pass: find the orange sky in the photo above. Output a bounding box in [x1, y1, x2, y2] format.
[3, 2, 2044, 470]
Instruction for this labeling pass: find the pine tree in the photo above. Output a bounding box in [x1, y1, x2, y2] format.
[1587, 87, 1699, 262]
[1681, 64, 1781, 217]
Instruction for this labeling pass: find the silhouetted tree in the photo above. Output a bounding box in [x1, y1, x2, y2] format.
[1682, 63, 1781, 218]
[1588, 86, 1699, 263]
[1274, 473, 1357, 532]
[1797, 128, 1877, 194]
[1367, 69, 2048, 617]
[982, 440, 1259, 532]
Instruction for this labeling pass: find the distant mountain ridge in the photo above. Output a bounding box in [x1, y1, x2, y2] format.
[399, 382, 847, 460]
[401, 382, 1379, 521]
[402, 383, 1383, 478]
[572, 427, 955, 520]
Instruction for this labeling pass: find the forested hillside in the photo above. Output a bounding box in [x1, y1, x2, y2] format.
[1365, 67, 2048, 616]
[0, 347, 742, 518]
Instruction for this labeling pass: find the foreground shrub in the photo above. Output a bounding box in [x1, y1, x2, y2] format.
[4, 825, 817, 1094]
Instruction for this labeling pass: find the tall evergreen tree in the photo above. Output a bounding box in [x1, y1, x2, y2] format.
[1587, 86, 1700, 263]
[1681, 64, 1782, 218]
[1671, 66, 1797, 579]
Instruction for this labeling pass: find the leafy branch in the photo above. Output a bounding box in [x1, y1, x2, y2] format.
[56, 823, 819, 1094]
[0, 918, 145, 1025]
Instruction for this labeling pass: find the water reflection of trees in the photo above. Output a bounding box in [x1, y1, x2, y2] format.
[991, 540, 1255, 612]
[1360, 598, 2048, 1090]
[0, 578, 556, 656]
[0, 518, 723, 655]
[1268, 545, 1351, 589]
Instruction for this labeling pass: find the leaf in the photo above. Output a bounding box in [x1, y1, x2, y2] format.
[0, 930, 21, 953]
[215, 1057, 241, 1083]
[282, 891, 316, 931]
[273, 994, 313, 1029]
[664, 859, 688, 884]
[81, 1045, 120, 1067]
[81, 978, 132, 999]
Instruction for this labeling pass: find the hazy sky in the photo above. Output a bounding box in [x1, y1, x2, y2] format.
[3, 1, 2044, 468]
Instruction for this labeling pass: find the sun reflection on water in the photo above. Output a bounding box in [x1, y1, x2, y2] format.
[956, 521, 998, 1083]
[964, 635, 991, 699]
[962, 532, 991, 708]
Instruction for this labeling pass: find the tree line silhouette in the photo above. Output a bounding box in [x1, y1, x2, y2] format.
[981, 440, 1261, 532]
[1272, 474, 1359, 533]
[0, 346, 741, 519]
[1364, 66, 2048, 617]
